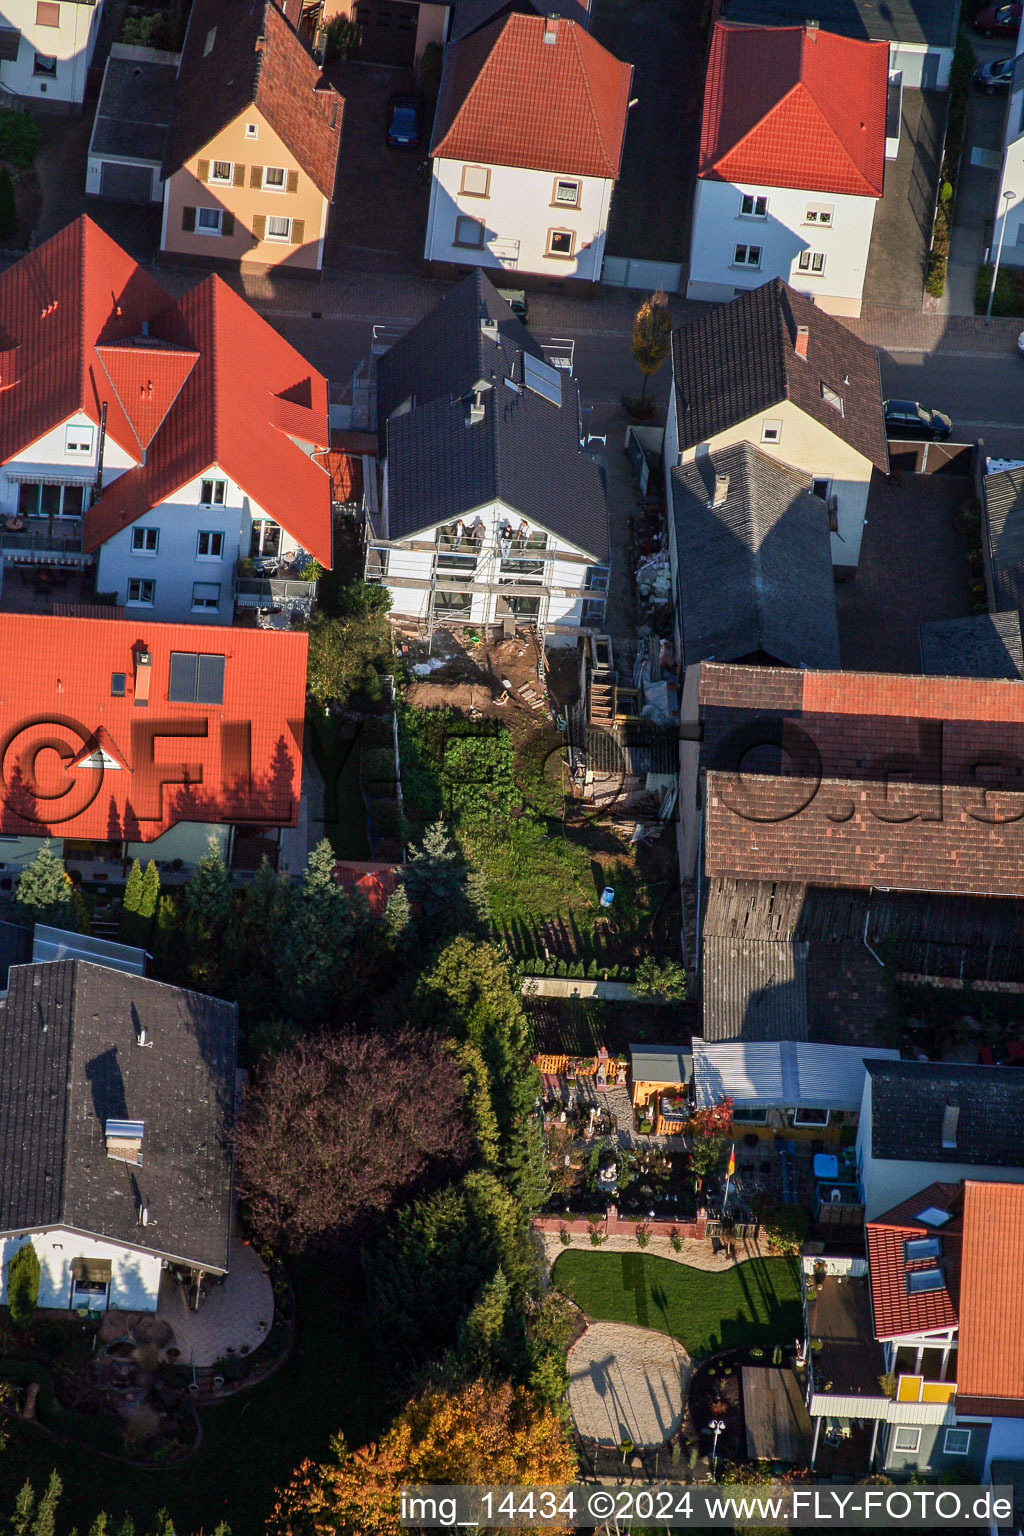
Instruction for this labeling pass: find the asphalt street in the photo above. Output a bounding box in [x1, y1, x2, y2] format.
[878, 349, 1024, 460]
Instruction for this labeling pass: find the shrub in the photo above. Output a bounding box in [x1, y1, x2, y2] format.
[0, 109, 40, 169]
[368, 799, 407, 843]
[750, 1194, 808, 1253]
[362, 746, 397, 784]
[633, 956, 688, 1004]
[635, 1222, 650, 1249]
[669, 1228, 683, 1253]
[323, 15, 358, 58]
[121, 11, 166, 45]
[419, 40, 443, 97]
[7, 1242, 39, 1329]
[558, 1226, 571, 1247]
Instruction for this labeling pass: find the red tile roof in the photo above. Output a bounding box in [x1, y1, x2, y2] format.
[957, 1181, 1024, 1412]
[699, 663, 1024, 898]
[164, 0, 343, 199]
[332, 862, 399, 918]
[431, 13, 633, 179]
[699, 22, 887, 197]
[0, 614, 307, 842]
[866, 1183, 962, 1340]
[0, 219, 333, 565]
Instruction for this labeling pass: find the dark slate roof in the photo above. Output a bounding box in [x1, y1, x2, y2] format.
[671, 279, 888, 473]
[0, 961, 236, 1270]
[91, 49, 179, 162]
[378, 269, 608, 559]
[702, 934, 809, 1041]
[0, 920, 32, 988]
[720, 0, 958, 47]
[866, 1059, 1024, 1167]
[670, 443, 840, 669]
[983, 466, 1024, 618]
[920, 612, 1024, 681]
[451, 0, 589, 40]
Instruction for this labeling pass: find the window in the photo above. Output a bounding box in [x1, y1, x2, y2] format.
[943, 1429, 971, 1456]
[127, 578, 155, 606]
[454, 215, 485, 249]
[33, 52, 56, 75]
[811, 476, 831, 500]
[111, 672, 126, 698]
[266, 215, 291, 241]
[131, 527, 159, 554]
[733, 243, 762, 267]
[263, 165, 286, 190]
[793, 1107, 829, 1126]
[894, 1428, 921, 1454]
[36, 2, 60, 25]
[460, 165, 490, 197]
[197, 530, 224, 559]
[907, 1267, 944, 1293]
[821, 382, 844, 415]
[169, 652, 226, 704]
[905, 1236, 942, 1262]
[203, 24, 216, 54]
[740, 193, 768, 217]
[553, 177, 580, 207]
[191, 582, 221, 612]
[65, 423, 94, 455]
[200, 479, 226, 506]
[196, 207, 223, 235]
[805, 203, 834, 226]
[761, 420, 782, 443]
[732, 1105, 768, 1124]
[798, 250, 826, 275]
[17, 482, 84, 518]
[249, 520, 281, 558]
[547, 228, 575, 258]
[209, 160, 232, 184]
[245, 122, 258, 139]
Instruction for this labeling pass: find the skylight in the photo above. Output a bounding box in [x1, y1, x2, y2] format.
[905, 1236, 942, 1263]
[907, 1268, 944, 1294]
[915, 1206, 951, 1227]
[820, 382, 844, 415]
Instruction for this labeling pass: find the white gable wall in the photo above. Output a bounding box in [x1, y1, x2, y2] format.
[0, 411, 137, 516]
[0, 1230, 162, 1312]
[0, 0, 104, 107]
[687, 179, 878, 318]
[425, 158, 614, 281]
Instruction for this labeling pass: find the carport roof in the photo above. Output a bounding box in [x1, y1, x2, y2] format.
[720, 0, 959, 49]
[90, 46, 179, 163]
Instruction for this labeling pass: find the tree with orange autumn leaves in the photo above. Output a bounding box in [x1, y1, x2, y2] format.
[268, 1378, 577, 1536]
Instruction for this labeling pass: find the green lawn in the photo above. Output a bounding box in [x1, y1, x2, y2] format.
[553, 1250, 802, 1358]
[0, 1257, 382, 1536]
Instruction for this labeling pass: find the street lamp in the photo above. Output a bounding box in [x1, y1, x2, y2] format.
[987, 187, 1017, 324]
[707, 1419, 726, 1480]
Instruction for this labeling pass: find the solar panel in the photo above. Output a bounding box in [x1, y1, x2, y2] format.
[907, 1267, 944, 1293]
[168, 651, 199, 702]
[523, 352, 562, 407]
[196, 654, 226, 705]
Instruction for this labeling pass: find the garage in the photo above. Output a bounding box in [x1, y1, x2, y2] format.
[351, 0, 418, 66]
[98, 161, 154, 204]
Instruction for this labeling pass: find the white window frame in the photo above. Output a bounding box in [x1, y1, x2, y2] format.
[263, 165, 287, 191]
[203, 25, 216, 54]
[127, 578, 155, 607]
[245, 122, 258, 139]
[821, 382, 844, 415]
[65, 423, 94, 456]
[733, 243, 762, 268]
[209, 160, 233, 185]
[893, 1427, 921, 1454]
[196, 207, 223, 236]
[191, 581, 221, 612]
[33, 52, 56, 76]
[804, 203, 834, 226]
[454, 214, 485, 249]
[761, 419, 782, 443]
[943, 1428, 970, 1456]
[266, 215, 292, 242]
[197, 530, 224, 560]
[798, 250, 827, 276]
[740, 193, 768, 218]
[811, 476, 832, 500]
[793, 1107, 829, 1127]
[200, 478, 227, 506]
[131, 527, 159, 555]
[553, 177, 581, 208]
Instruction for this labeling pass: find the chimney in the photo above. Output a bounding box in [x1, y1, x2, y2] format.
[544, 12, 560, 42]
[794, 324, 810, 360]
[941, 1102, 959, 1150]
[465, 389, 486, 427]
[106, 1119, 144, 1166]
[710, 472, 729, 508]
[133, 645, 152, 708]
[480, 317, 499, 342]
[805, 16, 819, 30]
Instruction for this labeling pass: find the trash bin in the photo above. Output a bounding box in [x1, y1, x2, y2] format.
[600, 887, 615, 907]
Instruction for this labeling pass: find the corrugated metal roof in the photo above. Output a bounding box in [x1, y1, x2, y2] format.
[692, 1038, 898, 1109]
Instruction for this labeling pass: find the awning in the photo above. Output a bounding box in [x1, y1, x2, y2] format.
[71, 1257, 112, 1284]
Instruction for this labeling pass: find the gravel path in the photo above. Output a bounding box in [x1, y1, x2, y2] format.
[567, 1320, 691, 1448]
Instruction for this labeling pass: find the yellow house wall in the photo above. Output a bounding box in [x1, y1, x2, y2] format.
[161, 107, 331, 271]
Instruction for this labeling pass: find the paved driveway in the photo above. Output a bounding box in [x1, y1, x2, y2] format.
[862, 89, 944, 311]
[590, 0, 704, 263]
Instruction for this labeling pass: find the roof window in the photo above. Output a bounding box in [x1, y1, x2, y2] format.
[203, 25, 216, 54]
[915, 1206, 952, 1227]
[941, 1102, 959, 1149]
[904, 1236, 941, 1263]
[820, 382, 844, 415]
[907, 1267, 944, 1294]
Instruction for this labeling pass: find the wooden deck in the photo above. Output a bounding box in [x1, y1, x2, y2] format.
[742, 1367, 812, 1463]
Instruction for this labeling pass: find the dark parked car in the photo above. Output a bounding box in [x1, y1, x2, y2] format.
[883, 399, 954, 440]
[497, 287, 528, 322]
[973, 2, 1021, 35]
[387, 92, 422, 148]
[975, 55, 1015, 89]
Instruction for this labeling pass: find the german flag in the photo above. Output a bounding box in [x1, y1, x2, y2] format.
[726, 1143, 735, 1178]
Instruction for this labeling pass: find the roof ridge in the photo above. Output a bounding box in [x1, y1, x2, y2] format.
[567, 22, 614, 176]
[793, 72, 878, 194]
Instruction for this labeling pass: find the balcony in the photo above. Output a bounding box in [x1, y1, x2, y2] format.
[0, 519, 89, 565]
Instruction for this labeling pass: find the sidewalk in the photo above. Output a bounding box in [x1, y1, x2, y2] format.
[849, 305, 1023, 352]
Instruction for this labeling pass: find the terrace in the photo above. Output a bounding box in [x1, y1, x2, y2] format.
[804, 1271, 888, 1415]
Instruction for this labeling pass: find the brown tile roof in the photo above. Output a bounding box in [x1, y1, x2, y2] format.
[866, 1182, 962, 1340]
[164, 0, 343, 198]
[700, 663, 1024, 898]
[957, 1181, 1024, 1413]
[430, 13, 632, 179]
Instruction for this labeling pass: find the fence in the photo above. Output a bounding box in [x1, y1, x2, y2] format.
[533, 1204, 708, 1242]
[887, 440, 974, 475]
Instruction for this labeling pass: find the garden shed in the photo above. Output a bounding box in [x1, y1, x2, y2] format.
[629, 1044, 692, 1135]
[86, 43, 179, 205]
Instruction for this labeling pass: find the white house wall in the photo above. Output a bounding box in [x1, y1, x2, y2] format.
[86, 154, 163, 203]
[888, 42, 952, 89]
[687, 179, 878, 318]
[95, 467, 304, 624]
[424, 158, 614, 282]
[0, 0, 103, 106]
[672, 389, 872, 573]
[0, 1230, 162, 1312]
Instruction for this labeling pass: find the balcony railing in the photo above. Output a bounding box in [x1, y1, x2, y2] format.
[235, 577, 318, 609]
[895, 1376, 956, 1405]
[0, 523, 89, 563]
